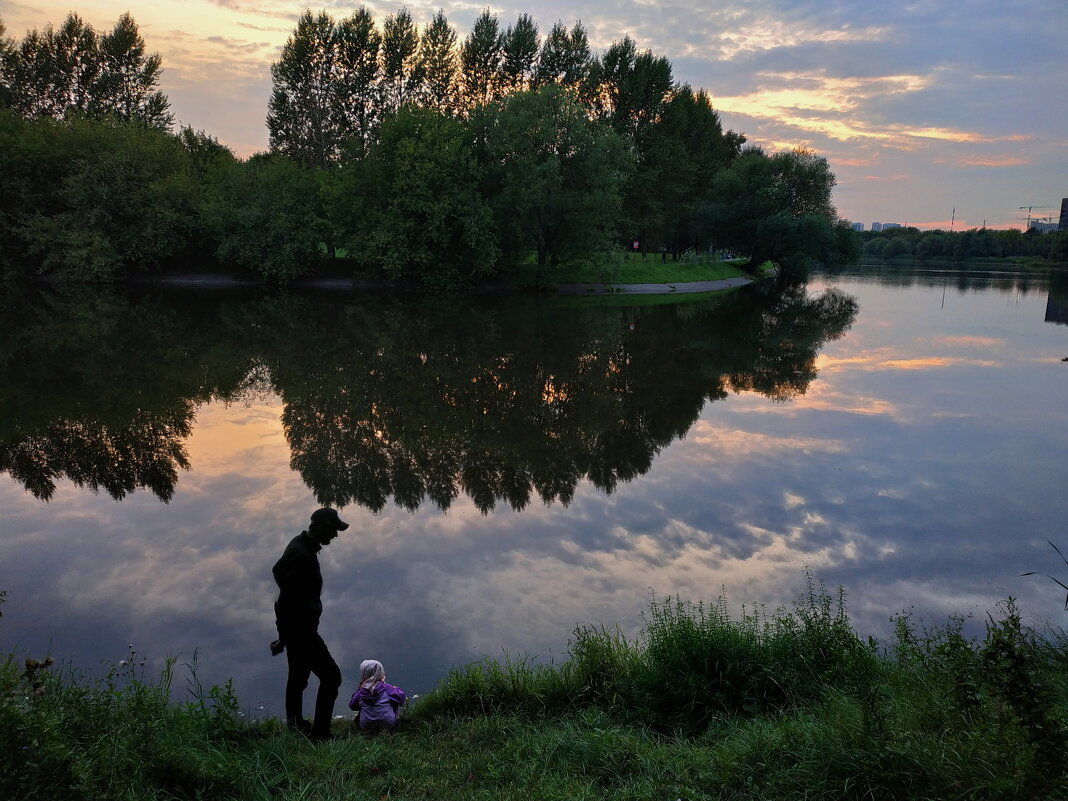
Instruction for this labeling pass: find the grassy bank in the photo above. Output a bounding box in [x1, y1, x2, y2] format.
[4, 585, 1067, 800]
[506, 253, 757, 288]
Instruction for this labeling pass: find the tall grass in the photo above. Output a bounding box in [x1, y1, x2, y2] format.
[3, 582, 1067, 799]
[420, 579, 877, 731]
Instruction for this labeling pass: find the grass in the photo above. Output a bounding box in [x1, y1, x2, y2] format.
[506, 252, 759, 288]
[5, 579, 1067, 800]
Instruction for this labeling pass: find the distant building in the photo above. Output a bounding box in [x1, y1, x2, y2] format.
[851, 222, 864, 231]
[871, 222, 882, 231]
[882, 223, 901, 230]
[1029, 220, 1058, 234]
[1059, 197, 1067, 231]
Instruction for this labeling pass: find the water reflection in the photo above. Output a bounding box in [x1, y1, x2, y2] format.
[1047, 272, 1068, 326]
[0, 284, 858, 512]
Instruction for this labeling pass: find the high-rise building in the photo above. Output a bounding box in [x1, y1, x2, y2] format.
[1030, 221, 1058, 234]
[872, 222, 882, 231]
[1059, 197, 1067, 231]
[882, 223, 901, 230]
[851, 222, 864, 231]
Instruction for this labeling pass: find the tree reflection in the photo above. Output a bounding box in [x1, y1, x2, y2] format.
[0, 285, 257, 502]
[255, 286, 858, 513]
[0, 283, 857, 510]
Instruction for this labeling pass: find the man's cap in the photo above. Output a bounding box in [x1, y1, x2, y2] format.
[310, 507, 349, 531]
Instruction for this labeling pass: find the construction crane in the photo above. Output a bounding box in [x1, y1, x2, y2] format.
[1019, 205, 1056, 230]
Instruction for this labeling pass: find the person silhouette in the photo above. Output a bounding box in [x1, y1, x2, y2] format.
[271, 507, 348, 741]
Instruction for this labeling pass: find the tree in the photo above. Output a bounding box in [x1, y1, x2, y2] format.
[335, 106, 498, 287]
[589, 36, 673, 142]
[533, 21, 590, 91]
[267, 11, 341, 168]
[417, 11, 458, 115]
[623, 84, 742, 254]
[2, 12, 171, 127]
[94, 13, 171, 128]
[0, 16, 16, 108]
[203, 154, 327, 281]
[459, 9, 504, 111]
[380, 9, 421, 113]
[700, 147, 848, 275]
[478, 85, 631, 266]
[334, 9, 381, 156]
[7, 14, 100, 119]
[500, 14, 539, 93]
[15, 118, 191, 278]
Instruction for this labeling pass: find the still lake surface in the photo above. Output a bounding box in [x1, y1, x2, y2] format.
[2, 264, 1067, 717]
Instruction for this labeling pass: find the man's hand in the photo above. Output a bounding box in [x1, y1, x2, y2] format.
[270, 639, 285, 656]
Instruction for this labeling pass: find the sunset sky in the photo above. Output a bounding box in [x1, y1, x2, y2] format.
[3, 0, 1066, 230]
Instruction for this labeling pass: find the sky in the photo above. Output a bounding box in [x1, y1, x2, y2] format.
[2, 0, 1066, 230]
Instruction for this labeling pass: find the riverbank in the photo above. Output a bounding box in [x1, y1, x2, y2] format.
[4, 588, 1066, 800]
[20, 258, 769, 295]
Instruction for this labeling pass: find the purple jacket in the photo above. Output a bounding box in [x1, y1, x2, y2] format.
[348, 681, 406, 731]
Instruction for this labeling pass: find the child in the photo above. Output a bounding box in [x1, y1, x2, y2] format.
[348, 659, 406, 733]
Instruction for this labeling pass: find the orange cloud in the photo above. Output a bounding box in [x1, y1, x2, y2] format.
[956, 156, 1029, 167]
[931, 336, 1003, 348]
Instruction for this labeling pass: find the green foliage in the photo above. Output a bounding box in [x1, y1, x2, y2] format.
[420, 580, 877, 732]
[334, 106, 498, 288]
[459, 10, 505, 108]
[202, 154, 327, 281]
[532, 21, 591, 91]
[380, 9, 421, 113]
[860, 225, 1068, 263]
[7, 115, 191, 279]
[701, 147, 852, 276]
[1, 12, 171, 128]
[477, 84, 631, 268]
[0, 649, 244, 801]
[416, 11, 459, 114]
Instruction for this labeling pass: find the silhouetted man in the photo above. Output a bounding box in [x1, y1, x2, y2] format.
[271, 507, 348, 741]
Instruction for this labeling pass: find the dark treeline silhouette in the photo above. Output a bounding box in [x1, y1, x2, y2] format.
[859, 226, 1068, 263]
[0, 285, 857, 510]
[0, 9, 857, 286]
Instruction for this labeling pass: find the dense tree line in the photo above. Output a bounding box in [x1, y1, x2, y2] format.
[0, 9, 856, 286]
[859, 226, 1068, 263]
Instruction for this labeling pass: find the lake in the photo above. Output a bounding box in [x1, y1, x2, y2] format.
[2, 265, 1066, 718]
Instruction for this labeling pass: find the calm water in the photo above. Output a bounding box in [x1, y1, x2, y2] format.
[2, 267, 1067, 718]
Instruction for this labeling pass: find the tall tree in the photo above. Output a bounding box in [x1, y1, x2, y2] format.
[417, 11, 458, 115]
[478, 85, 631, 266]
[334, 9, 381, 156]
[627, 84, 743, 253]
[459, 9, 504, 110]
[268, 10, 340, 168]
[533, 21, 590, 91]
[590, 36, 673, 141]
[0, 17, 14, 109]
[336, 106, 498, 287]
[500, 14, 539, 94]
[2, 13, 170, 127]
[380, 9, 421, 113]
[94, 13, 171, 128]
[7, 14, 99, 119]
[700, 147, 846, 275]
